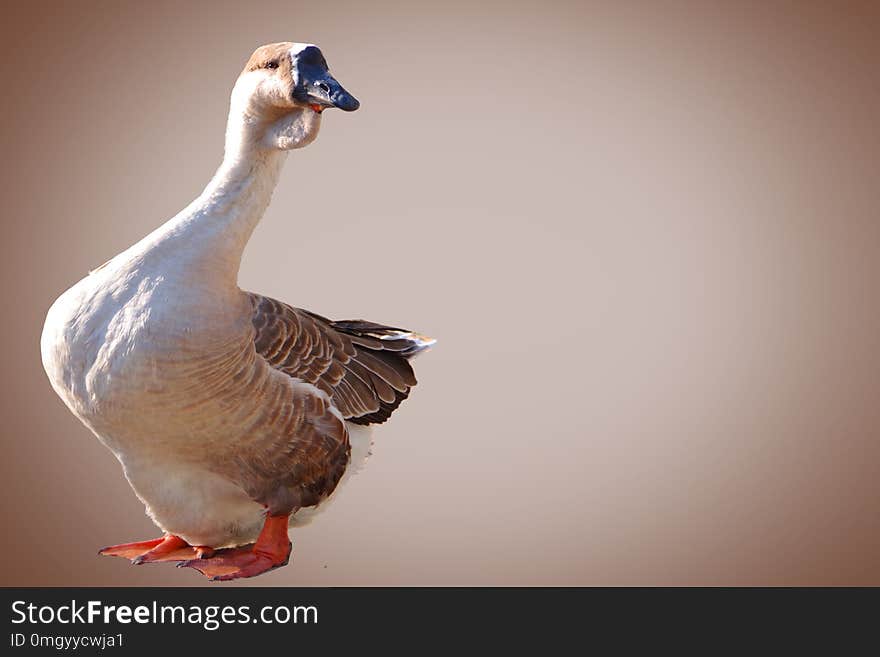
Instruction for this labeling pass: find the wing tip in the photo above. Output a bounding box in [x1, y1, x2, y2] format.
[391, 332, 436, 358]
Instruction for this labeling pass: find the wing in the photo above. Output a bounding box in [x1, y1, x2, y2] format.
[247, 293, 433, 425]
[224, 387, 351, 513]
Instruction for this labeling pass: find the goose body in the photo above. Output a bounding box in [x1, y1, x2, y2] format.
[40, 42, 432, 579]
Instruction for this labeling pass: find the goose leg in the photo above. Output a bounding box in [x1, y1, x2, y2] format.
[99, 534, 213, 564]
[177, 514, 292, 581]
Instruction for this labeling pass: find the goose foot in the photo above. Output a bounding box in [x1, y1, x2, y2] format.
[99, 534, 213, 564]
[178, 514, 292, 581]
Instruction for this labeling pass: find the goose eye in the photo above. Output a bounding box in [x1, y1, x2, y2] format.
[265, 61, 279, 69]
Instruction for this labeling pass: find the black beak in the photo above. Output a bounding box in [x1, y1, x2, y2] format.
[290, 46, 360, 112]
[323, 75, 360, 111]
[295, 72, 359, 112]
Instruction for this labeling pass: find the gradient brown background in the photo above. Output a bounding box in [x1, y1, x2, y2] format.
[1, 1, 878, 586]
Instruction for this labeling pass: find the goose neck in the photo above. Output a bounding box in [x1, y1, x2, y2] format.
[161, 142, 288, 288]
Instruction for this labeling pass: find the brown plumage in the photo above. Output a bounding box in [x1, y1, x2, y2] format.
[248, 293, 428, 427]
[242, 42, 298, 79]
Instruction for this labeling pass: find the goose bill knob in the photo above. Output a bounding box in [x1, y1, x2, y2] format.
[290, 44, 360, 114]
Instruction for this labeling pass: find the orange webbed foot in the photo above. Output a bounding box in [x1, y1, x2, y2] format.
[178, 515, 291, 581]
[98, 537, 166, 560]
[178, 545, 291, 580]
[99, 535, 212, 564]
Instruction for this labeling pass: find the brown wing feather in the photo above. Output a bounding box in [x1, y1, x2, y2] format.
[247, 293, 430, 425]
[211, 373, 351, 514]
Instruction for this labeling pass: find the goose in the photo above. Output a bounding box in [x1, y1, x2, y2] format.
[39, 42, 434, 581]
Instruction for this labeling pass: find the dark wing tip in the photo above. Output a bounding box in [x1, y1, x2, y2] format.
[346, 387, 410, 425]
[325, 317, 433, 425]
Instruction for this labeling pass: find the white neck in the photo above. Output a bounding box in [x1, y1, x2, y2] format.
[134, 82, 319, 290]
[187, 133, 288, 280]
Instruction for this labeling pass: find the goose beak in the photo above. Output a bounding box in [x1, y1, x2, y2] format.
[298, 74, 360, 113]
[290, 45, 360, 113]
[326, 77, 360, 112]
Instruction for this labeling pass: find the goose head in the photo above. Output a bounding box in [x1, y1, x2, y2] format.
[229, 42, 359, 151]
